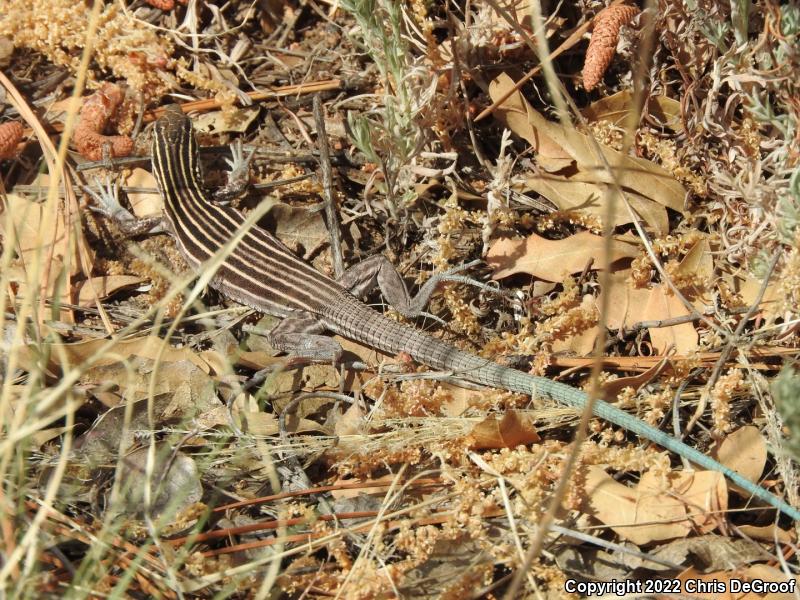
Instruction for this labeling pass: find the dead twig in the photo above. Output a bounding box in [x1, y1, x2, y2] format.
[313, 94, 344, 279]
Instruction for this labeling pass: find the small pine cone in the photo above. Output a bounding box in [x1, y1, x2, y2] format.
[73, 82, 134, 161]
[0, 121, 23, 159]
[582, 4, 640, 91]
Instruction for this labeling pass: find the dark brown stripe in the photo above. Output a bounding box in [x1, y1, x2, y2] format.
[151, 107, 348, 315]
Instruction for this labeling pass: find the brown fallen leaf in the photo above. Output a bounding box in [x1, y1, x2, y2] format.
[125, 167, 163, 217]
[598, 358, 672, 401]
[6, 384, 87, 443]
[442, 384, 505, 417]
[2, 191, 102, 316]
[583, 89, 683, 132]
[334, 402, 366, 437]
[601, 272, 698, 354]
[6, 265, 142, 312]
[675, 237, 714, 309]
[724, 271, 781, 321]
[491, 74, 687, 213]
[193, 106, 260, 134]
[17, 336, 210, 376]
[468, 410, 539, 449]
[582, 466, 688, 544]
[2, 78, 94, 286]
[713, 426, 767, 486]
[5, 260, 68, 305]
[736, 523, 794, 545]
[551, 324, 602, 356]
[2, 192, 74, 269]
[664, 470, 727, 533]
[66, 274, 146, 307]
[581, 466, 726, 545]
[488, 73, 573, 172]
[487, 231, 639, 281]
[601, 269, 649, 330]
[642, 284, 699, 354]
[524, 174, 669, 234]
[743, 564, 800, 600]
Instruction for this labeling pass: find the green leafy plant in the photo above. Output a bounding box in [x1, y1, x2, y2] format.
[772, 367, 800, 461]
[340, 0, 433, 216]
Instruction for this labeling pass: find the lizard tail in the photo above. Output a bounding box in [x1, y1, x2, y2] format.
[413, 329, 800, 523]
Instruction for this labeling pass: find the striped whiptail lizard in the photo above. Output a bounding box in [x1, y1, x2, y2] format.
[146, 104, 799, 522]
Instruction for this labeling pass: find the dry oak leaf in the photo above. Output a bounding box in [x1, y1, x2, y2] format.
[468, 410, 539, 449]
[125, 168, 163, 217]
[581, 466, 726, 545]
[66, 275, 146, 307]
[675, 237, 714, 311]
[598, 358, 672, 401]
[583, 89, 683, 132]
[582, 4, 640, 91]
[0, 120, 23, 158]
[488, 74, 573, 172]
[73, 83, 133, 161]
[713, 426, 767, 486]
[525, 174, 669, 234]
[601, 271, 698, 355]
[1, 193, 71, 265]
[486, 231, 638, 282]
[642, 284, 699, 354]
[16, 336, 209, 378]
[490, 74, 687, 213]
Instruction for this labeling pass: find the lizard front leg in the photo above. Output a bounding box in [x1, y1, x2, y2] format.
[213, 138, 255, 204]
[84, 176, 167, 237]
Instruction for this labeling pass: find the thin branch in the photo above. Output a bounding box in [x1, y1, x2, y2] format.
[313, 94, 344, 278]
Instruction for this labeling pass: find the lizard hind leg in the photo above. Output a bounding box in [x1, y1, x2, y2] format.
[338, 256, 493, 321]
[267, 312, 343, 364]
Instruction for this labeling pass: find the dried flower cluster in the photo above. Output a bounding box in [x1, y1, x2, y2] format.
[0, 120, 23, 158]
[145, 0, 188, 10]
[0, 0, 233, 106]
[0, 1, 175, 99]
[710, 369, 748, 435]
[582, 4, 640, 91]
[73, 83, 133, 161]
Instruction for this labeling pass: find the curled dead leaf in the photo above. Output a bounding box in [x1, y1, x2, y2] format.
[468, 410, 539, 449]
